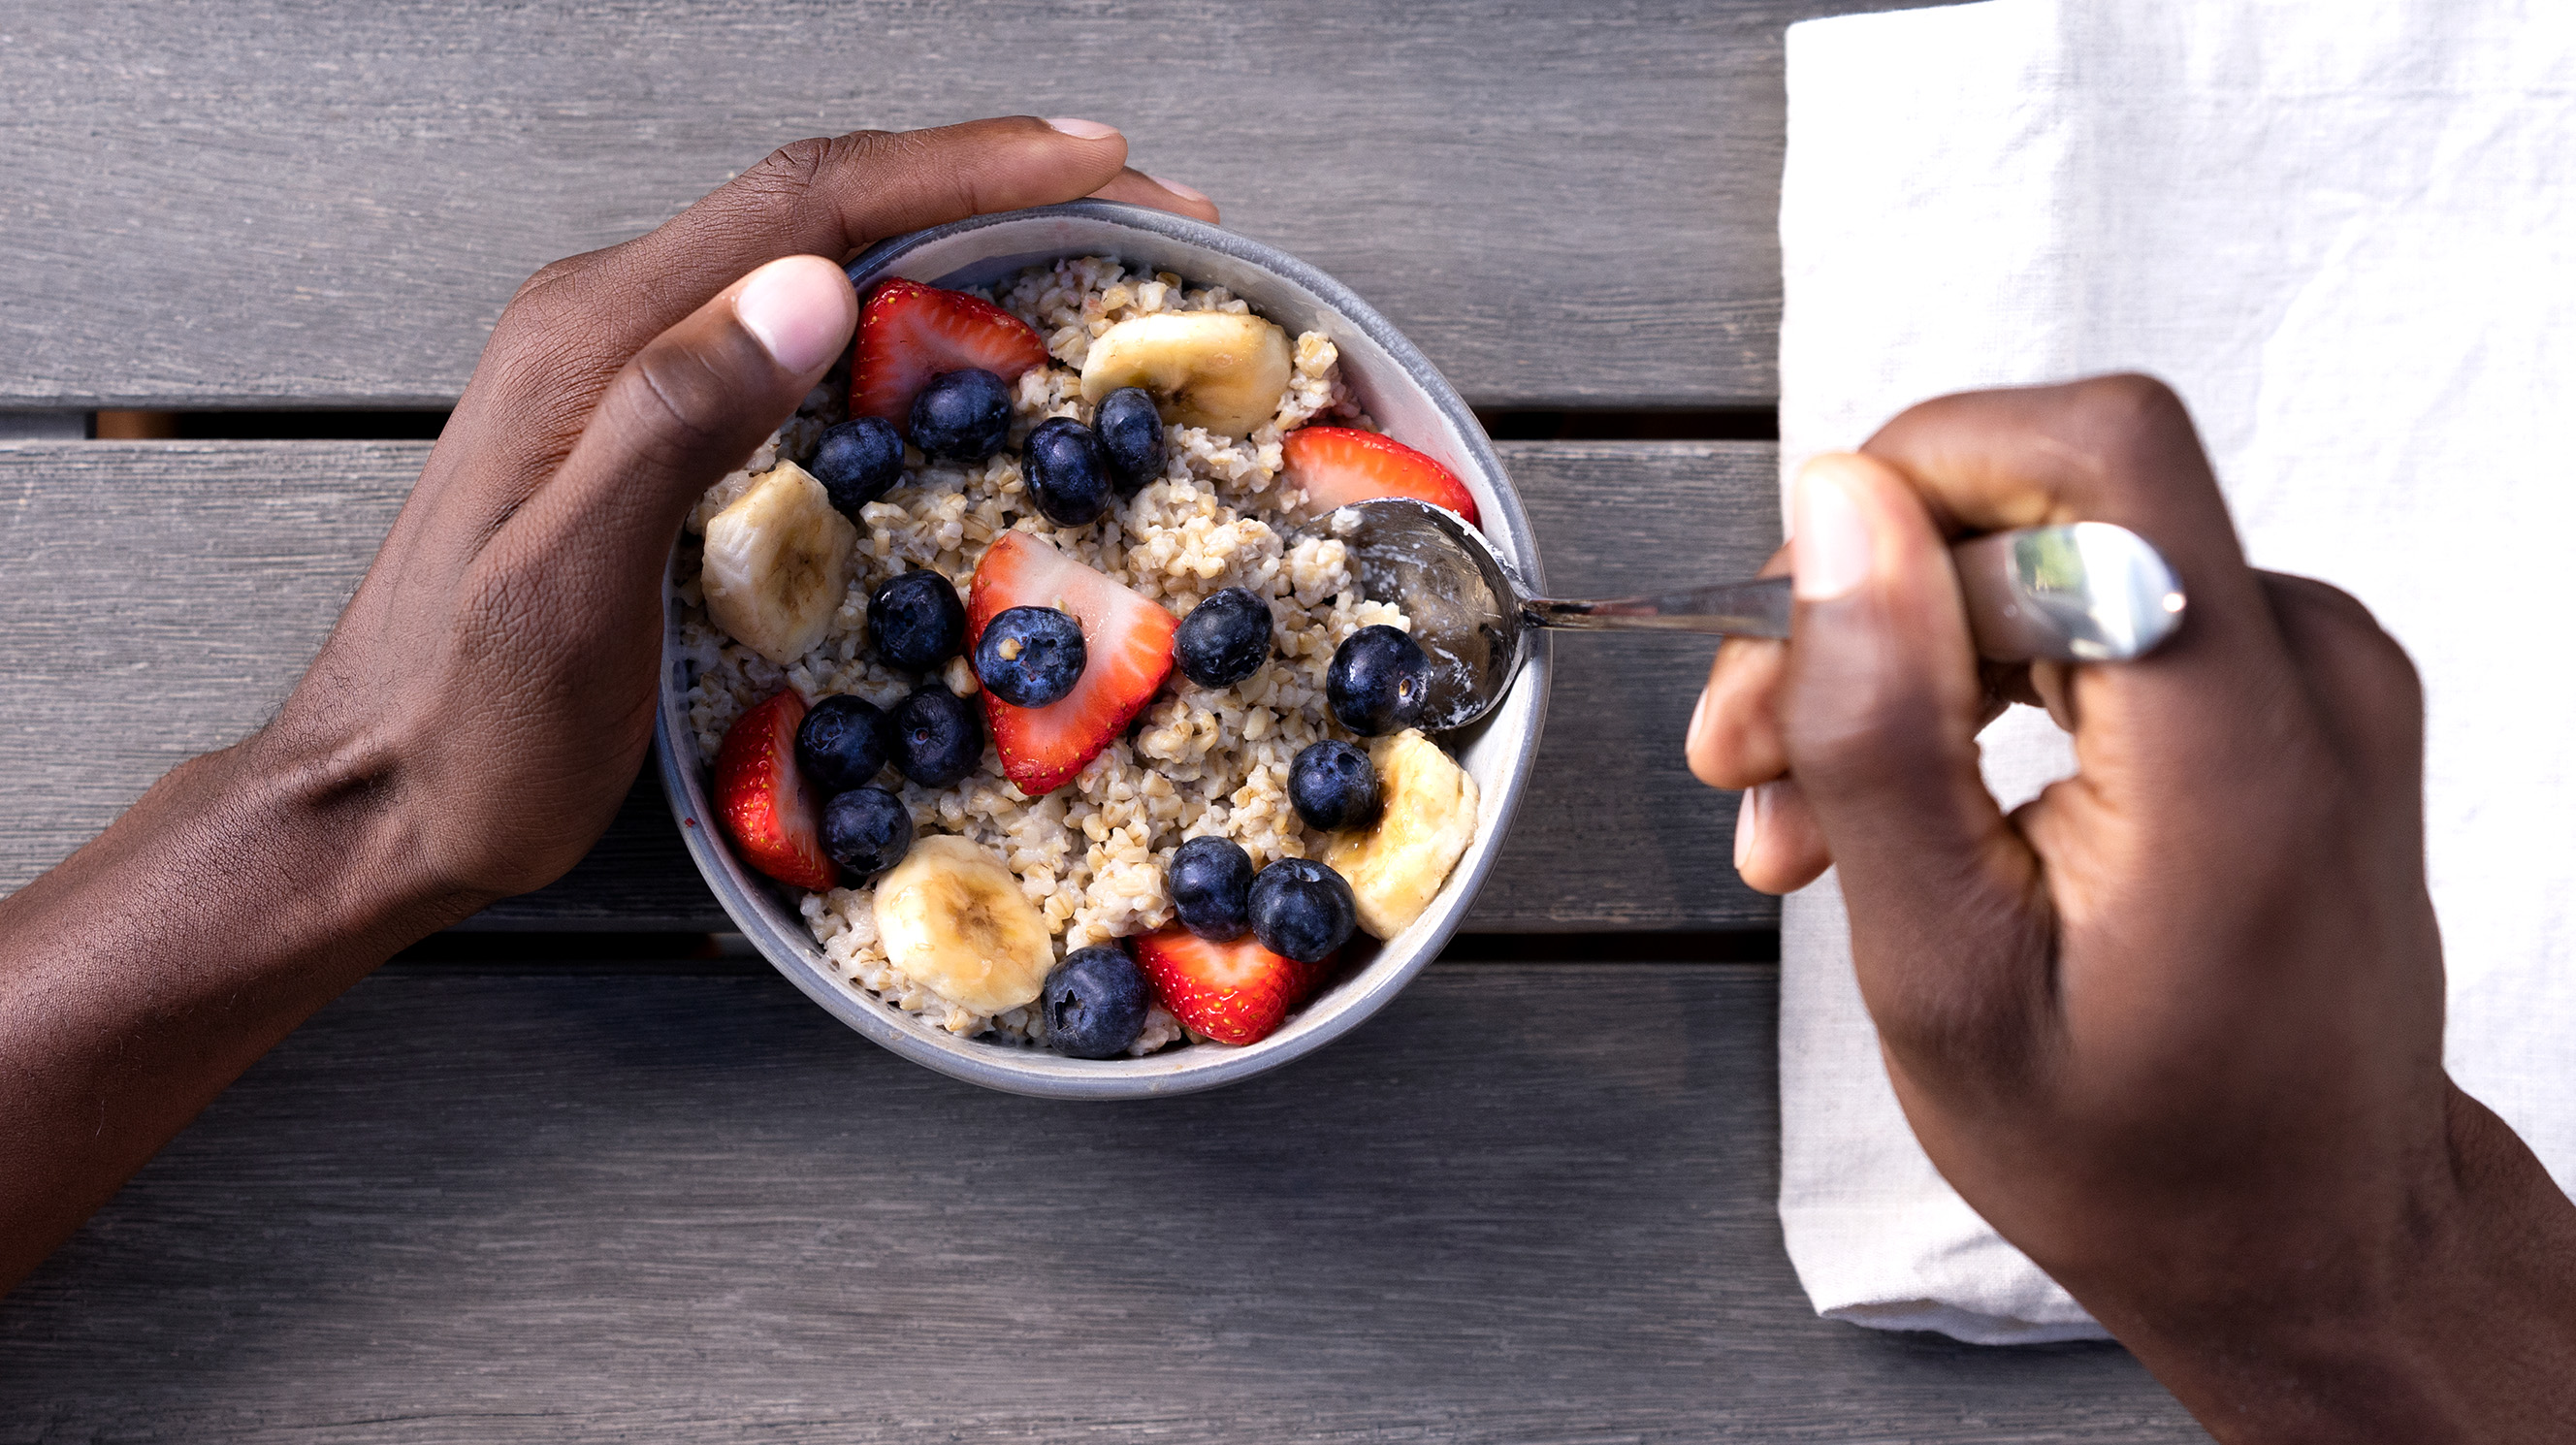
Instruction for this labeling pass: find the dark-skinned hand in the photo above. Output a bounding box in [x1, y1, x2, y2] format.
[1686, 374, 2576, 1443]
[0, 116, 1213, 1293]
[297, 114, 1211, 900]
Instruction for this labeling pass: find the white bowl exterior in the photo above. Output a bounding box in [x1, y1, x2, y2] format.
[658, 203, 1549, 1099]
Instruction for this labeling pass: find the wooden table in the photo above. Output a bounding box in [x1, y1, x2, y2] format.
[0, 2, 2207, 1437]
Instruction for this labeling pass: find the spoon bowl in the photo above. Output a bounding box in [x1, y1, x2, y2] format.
[1328, 498, 1529, 733]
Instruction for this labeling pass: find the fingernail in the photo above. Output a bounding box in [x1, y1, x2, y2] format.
[1146, 173, 1210, 206]
[1734, 783, 1765, 871]
[1791, 458, 1873, 601]
[1046, 117, 1121, 141]
[735, 256, 853, 374]
[1687, 681, 1713, 745]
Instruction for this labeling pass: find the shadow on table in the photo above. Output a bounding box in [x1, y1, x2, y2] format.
[1, 963, 2204, 1442]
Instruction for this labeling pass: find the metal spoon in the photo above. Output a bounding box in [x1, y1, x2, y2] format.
[1330, 498, 2189, 733]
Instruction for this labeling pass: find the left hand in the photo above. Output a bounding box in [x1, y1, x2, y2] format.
[0, 116, 1212, 1294]
[280, 116, 1216, 906]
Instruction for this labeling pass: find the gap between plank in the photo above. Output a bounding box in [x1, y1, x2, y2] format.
[89, 408, 1780, 443]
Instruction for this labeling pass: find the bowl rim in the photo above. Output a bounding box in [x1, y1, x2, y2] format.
[655, 200, 1550, 1099]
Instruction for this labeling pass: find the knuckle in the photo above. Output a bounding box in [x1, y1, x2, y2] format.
[738, 131, 902, 209]
[2270, 573, 2420, 690]
[2271, 571, 2377, 632]
[2264, 575, 2426, 771]
[523, 254, 589, 294]
[503, 252, 598, 317]
[2070, 371, 2194, 460]
[726, 131, 907, 240]
[748, 135, 838, 198]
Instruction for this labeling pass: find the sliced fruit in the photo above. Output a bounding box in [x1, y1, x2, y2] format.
[871, 834, 1054, 1014]
[1322, 728, 1479, 940]
[713, 690, 839, 892]
[966, 531, 1177, 794]
[1280, 426, 1480, 528]
[701, 460, 860, 666]
[852, 279, 1048, 436]
[1079, 311, 1292, 438]
[1134, 925, 1332, 1046]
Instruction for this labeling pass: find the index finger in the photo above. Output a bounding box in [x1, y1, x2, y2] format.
[506, 116, 1142, 369]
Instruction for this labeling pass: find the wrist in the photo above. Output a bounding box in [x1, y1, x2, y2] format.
[2099, 1092, 2576, 1444]
[206, 718, 501, 947]
[0, 716, 491, 1291]
[14, 716, 492, 996]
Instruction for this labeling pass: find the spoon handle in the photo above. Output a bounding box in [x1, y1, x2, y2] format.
[1517, 522, 2188, 663]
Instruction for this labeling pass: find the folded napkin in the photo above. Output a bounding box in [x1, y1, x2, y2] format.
[1776, 0, 2576, 1344]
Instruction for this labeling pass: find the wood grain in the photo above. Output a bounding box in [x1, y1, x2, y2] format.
[0, 0, 1939, 412]
[0, 439, 1783, 931]
[0, 962, 2206, 1442]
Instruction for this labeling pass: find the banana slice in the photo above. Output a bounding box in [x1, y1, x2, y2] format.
[1079, 311, 1292, 438]
[872, 835, 1055, 1015]
[701, 460, 859, 666]
[1322, 730, 1480, 940]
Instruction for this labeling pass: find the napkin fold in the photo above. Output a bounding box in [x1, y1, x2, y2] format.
[1777, 0, 2576, 1344]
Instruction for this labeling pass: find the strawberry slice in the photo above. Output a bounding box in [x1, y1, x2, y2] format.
[712, 690, 838, 891]
[853, 279, 1049, 435]
[1280, 426, 1480, 528]
[1134, 926, 1334, 1046]
[967, 531, 1177, 795]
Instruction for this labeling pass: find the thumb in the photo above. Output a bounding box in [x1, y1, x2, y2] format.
[1777, 453, 2048, 1074]
[518, 253, 857, 571]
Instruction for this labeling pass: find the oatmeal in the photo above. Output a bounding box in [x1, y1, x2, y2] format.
[680, 255, 1449, 1054]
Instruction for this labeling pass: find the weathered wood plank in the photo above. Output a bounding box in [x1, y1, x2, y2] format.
[0, 439, 1781, 930]
[0, 0, 1937, 412]
[0, 962, 2205, 1442]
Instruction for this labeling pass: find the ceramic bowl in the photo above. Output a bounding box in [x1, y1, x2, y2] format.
[657, 201, 1548, 1098]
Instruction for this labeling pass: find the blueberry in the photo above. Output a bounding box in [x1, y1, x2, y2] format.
[795, 694, 892, 793]
[1326, 625, 1433, 737]
[1175, 587, 1272, 689]
[1289, 741, 1381, 832]
[1094, 386, 1166, 495]
[974, 605, 1087, 708]
[909, 368, 1013, 463]
[810, 416, 906, 515]
[821, 786, 914, 880]
[869, 569, 967, 671]
[1024, 416, 1111, 526]
[1041, 944, 1150, 1059]
[888, 687, 983, 787]
[1167, 834, 1254, 941]
[1247, 856, 1359, 963]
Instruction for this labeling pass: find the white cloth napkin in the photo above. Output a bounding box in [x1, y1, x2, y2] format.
[1776, 0, 2576, 1344]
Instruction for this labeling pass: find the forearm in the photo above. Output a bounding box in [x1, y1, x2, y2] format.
[0, 726, 485, 1292]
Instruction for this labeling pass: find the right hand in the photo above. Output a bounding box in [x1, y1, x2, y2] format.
[1686, 375, 2576, 1441]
